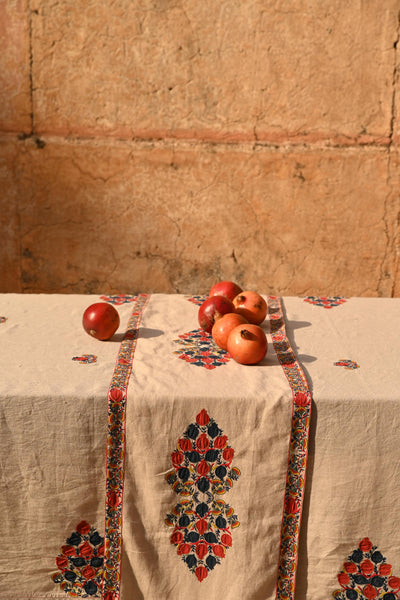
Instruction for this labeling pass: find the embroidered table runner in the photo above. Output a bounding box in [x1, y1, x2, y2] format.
[107, 294, 310, 599]
[7, 293, 396, 599]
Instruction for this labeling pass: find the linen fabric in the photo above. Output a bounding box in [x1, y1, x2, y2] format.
[0, 294, 133, 598]
[0, 293, 297, 600]
[282, 297, 400, 599]
[119, 294, 295, 599]
[3, 293, 398, 599]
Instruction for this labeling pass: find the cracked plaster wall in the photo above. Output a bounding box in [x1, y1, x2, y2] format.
[1, 0, 400, 296]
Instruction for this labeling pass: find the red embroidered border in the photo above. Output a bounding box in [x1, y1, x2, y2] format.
[269, 296, 312, 600]
[101, 294, 150, 600]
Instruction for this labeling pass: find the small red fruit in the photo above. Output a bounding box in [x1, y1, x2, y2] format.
[82, 302, 120, 340]
[227, 323, 268, 365]
[233, 291, 267, 325]
[198, 296, 235, 333]
[212, 312, 248, 351]
[209, 280, 243, 302]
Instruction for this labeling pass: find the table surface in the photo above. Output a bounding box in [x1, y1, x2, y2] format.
[1, 293, 400, 600]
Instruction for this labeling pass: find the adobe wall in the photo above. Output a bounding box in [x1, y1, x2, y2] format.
[2, 1, 400, 296]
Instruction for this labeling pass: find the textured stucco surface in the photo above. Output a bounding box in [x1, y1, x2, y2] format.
[5, 136, 397, 297]
[1, 1, 400, 296]
[0, 140, 21, 291]
[31, 0, 398, 142]
[0, 0, 31, 132]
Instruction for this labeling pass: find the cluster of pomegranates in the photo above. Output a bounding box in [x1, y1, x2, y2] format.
[81, 283, 268, 366]
[198, 280, 268, 365]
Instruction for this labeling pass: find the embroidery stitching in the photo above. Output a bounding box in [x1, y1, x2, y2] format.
[304, 296, 347, 309]
[72, 354, 97, 365]
[334, 359, 360, 370]
[99, 294, 137, 305]
[185, 294, 207, 306]
[173, 328, 230, 369]
[269, 296, 312, 600]
[101, 293, 149, 600]
[51, 521, 104, 598]
[165, 409, 240, 582]
[333, 537, 400, 599]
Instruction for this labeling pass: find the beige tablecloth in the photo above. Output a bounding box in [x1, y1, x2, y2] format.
[0, 293, 399, 600]
[283, 296, 400, 600]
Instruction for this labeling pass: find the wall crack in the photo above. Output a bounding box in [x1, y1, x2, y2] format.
[28, 0, 35, 135]
[379, 9, 400, 296]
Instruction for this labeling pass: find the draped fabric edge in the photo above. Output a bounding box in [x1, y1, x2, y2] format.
[269, 296, 312, 600]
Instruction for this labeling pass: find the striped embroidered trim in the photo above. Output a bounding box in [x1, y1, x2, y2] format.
[268, 296, 312, 600]
[101, 293, 150, 600]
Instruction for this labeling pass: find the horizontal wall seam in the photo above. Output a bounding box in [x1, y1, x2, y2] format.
[0, 130, 394, 154]
[26, 128, 394, 148]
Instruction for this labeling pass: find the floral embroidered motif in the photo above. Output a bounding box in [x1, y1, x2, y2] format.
[333, 537, 400, 599]
[102, 294, 149, 600]
[269, 296, 312, 600]
[72, 354, 97, 364]
[334, 359, 360, 370]
[0, 316, 7, 323]
[51, 521, 104, 597]
[173, 329, 230, 369]
[99, 294, 137, 305]
[185, 294, 207, 306]
[304, 296, 347, 308]
[165, 409, 240, 582]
